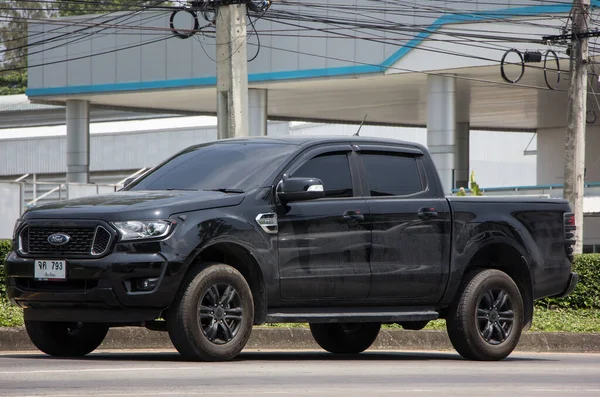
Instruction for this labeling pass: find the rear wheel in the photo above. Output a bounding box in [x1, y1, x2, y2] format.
[167, 263, 254, 361]
[446, 269, 524, 361]
[24, 320, 109, 357]
[309, 322, 381, 354]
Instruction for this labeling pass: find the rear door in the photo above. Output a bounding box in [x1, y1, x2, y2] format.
[276, 144, 371, 302]
[355, 144, 451, 304]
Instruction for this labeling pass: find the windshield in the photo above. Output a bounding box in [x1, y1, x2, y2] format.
[127, 141, 297, 192]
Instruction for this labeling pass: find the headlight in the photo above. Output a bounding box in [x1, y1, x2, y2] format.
[112, 220, 173, 242]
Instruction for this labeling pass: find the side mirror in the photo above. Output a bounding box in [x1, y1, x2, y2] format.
[277, 174, 325, 203]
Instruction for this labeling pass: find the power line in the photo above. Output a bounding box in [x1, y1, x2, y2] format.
[1, 0, 585, 89]
[0, 1, 171, 67]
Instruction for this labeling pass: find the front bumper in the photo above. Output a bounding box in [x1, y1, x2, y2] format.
[4, 250, 185, 323]
[552, 272, 579, 298]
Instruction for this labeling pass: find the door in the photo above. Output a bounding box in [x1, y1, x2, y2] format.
[277, 146, 371, 301]
[357, 148, 451, 303]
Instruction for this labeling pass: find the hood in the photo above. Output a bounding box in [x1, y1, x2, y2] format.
[22, 190, 246, 221]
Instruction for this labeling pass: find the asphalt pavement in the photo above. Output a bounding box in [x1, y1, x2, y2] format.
[0, 349, 599, 397]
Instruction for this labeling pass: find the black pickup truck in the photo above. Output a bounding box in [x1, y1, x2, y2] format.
[5, 136, 578, 361]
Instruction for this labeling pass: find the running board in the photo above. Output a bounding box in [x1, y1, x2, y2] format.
[265, 307, 439, 324]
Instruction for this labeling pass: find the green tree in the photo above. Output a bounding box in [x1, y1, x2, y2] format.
[57, 0, 170, 16]
[0, 1, 51, 93]
[0, 1, 171, 94]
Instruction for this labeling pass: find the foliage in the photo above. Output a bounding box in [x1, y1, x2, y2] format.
[0, 299, 22, 327]
[537, 254, 600, 310]
[0, 240, 11, 298]
[418, 307, 600, 333]
[456, 171, 483, 196]
[0, 1, 54, 93]
[469, 171, 483, 196]
[57, 0, 169, 17]
[0, 71, 27, 95]
[0, 2, 52, 70]
[0, 1, 171, 95]
[0, 240, 23, 327]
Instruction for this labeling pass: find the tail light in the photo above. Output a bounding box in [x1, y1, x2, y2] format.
[564, 212, 576, 261]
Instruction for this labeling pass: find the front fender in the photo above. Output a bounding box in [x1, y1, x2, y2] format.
[165, 207, 278, 308]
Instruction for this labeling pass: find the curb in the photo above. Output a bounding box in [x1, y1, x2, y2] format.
[2, 327, 600, 353]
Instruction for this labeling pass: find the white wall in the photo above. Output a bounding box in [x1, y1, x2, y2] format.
[0, 183, 21, 240]
[583, 217, 600, 248]
[537, 126, 600, 185]
[470, 130, 537, 187]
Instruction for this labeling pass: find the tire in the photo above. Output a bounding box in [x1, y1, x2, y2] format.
[167, 263, 254, 361]
[446, 268, 524, 361]
[24, 320, 109, 357]
[309, 322, 381, 354]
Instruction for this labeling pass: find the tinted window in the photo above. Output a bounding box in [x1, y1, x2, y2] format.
[128, 142, 297, 192]
[361, 153, 423, 196]
[292, 153, 353, 198]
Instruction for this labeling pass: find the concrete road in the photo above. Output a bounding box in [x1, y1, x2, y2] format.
[0, 349, 599, 397]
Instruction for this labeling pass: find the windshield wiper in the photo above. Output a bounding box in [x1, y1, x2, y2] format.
[165, 188, 198, 191]
[203, 188, 245, 194]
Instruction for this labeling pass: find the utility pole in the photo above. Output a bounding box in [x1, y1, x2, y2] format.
[216, 1, 249, 139]
[564, 0, 590, 254]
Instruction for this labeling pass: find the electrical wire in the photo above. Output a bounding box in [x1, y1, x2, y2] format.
[2, 0, 594, 93]
[0, 2, 173, 69]
[244, 39, 568, 92]
[0, 34, 174, 73]
[0, 0, 171, 67]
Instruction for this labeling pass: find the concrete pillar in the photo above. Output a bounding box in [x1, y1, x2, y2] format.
[249, 88, 268, 136]
[427, 75, 456, 195]
[455, 122, 470, 189]
[66, 100, 90, 183]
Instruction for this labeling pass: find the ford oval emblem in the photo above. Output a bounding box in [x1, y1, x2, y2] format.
[47, 233, 71, 246]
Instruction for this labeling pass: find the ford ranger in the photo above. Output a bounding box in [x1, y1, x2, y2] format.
[4, 136, 578, 361]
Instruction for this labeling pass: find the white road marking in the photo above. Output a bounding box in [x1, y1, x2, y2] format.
[10, 390, 600, 397]
[0, 366, 201, 375]
[7, 391, 438, 397]
[532, 389, 600, 393]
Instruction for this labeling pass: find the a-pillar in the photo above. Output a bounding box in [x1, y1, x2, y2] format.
[427, 75, 457, 194]
[66, 100, 90, 183]
[249, 88, 268, 136]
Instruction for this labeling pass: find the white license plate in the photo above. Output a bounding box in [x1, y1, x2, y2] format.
[34, 260, 67, 280]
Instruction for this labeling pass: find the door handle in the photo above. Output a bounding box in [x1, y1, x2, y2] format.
[418, 207, 438, 220]
[343, 210, 365, 221]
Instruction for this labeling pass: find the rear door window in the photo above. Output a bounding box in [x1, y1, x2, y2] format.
[360, 153, 423, 196]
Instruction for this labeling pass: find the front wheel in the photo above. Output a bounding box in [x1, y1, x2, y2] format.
[446, 268, 524, 361]
[24, 320, 109, 357]
[309, 323, 381, 354]
[167, 263, 254, 361]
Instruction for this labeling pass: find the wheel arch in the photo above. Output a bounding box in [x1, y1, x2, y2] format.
[458, 242, 534, 330]
[181, 241, 268, 325]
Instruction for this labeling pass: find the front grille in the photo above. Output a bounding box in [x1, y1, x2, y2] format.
[19, 224, 114, 257]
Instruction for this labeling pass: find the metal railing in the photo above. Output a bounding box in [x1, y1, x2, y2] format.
[12, 168, 148, 209]
[451, 182, 600, 198]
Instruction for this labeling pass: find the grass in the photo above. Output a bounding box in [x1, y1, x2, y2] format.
[2, 301, 600, 333]
[0, 299, 23, 327]
[262, 307, 600, 334]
